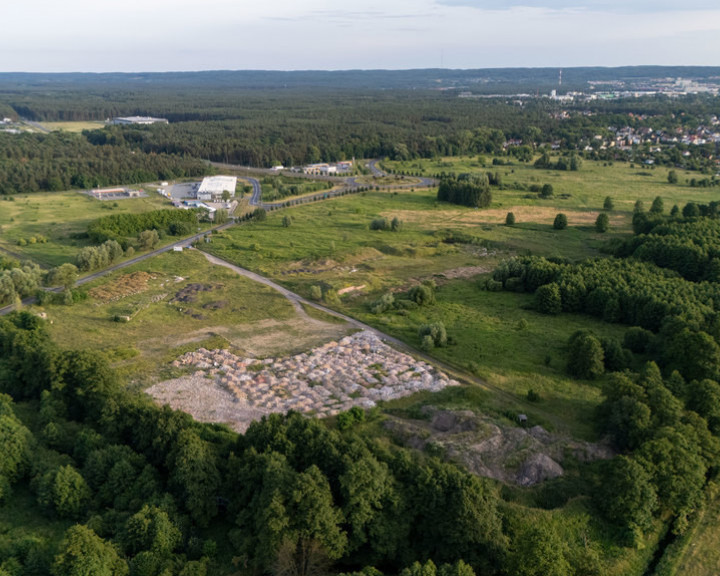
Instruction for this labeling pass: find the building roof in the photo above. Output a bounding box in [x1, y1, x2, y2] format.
[197, 176, 237, 197]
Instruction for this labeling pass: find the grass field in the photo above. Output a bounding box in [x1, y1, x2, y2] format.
[0, 191, 172, 267]
[388, 156, 720, 212]
[44, 250, 352, 385]
[39, 121, 107, 132]
[351, 280, 628, 439]
[663, 483, 720, 576]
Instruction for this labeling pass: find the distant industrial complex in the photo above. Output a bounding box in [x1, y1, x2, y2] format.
[109, 116, 169, 125]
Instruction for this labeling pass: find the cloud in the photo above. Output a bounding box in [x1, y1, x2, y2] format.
[436, 0, 718, 12]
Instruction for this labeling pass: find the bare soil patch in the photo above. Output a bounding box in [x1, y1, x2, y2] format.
[172, 283, 223, 303]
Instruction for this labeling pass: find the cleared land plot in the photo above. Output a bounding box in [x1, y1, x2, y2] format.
[149, 330, 458, 432]
[0, 190, 171, 267]
[44, 250, 353, 385]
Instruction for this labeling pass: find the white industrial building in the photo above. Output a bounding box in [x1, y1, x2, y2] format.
[196, 176, 237, 201]
[110, 116, 169, 125]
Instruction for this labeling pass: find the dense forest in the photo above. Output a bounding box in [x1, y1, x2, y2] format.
[0, 132, 209, 195]
[0, 72, 717, 184]
[490, 206, 720, 539]
[0, 312, 540, 576]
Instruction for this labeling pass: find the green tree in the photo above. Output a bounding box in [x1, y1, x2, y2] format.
[38, 465, 91, 520]
[506, 522, 570, 576]
[52, 525, 128, 576]
[650, 196, 664, 214]
[221, 189, 231, 202]
[282, 215, 292, 228]
[214, 209, 229, 225]
[0, 397, 33, 482]
[505, 212, 515, 226]
[121, 505, 181, 556]
[137, 229, 159, 251]
[535, 283, 562, 315]
[47, 264, 79, 290]
[668, 170, 678, 184]
[594, 456, 657, 545]
[566, 331, 604, 379]
[683, 202, 700, 218]
[540, 184, 553, 198]
[595, 212, 609, 233]
[603, 196, 614, 211]
[168, 430, 220, 526]
[553, 213, 567, 230]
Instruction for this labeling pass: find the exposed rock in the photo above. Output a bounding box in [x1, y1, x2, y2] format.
[516, 454, 564, 486]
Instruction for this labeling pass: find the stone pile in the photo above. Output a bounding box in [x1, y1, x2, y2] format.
[172, 330, 459, 417]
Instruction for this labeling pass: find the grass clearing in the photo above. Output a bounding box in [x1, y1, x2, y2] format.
[390, 156, 720, 213]
[0, 190, 172, 267]
[40, 121, 107, 132]
[348, 280, 628, 439]
[43, 250, 347, 385]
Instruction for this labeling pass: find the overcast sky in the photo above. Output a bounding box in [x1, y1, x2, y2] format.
[3, 0, 720, 72]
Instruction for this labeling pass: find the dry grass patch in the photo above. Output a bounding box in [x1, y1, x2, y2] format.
[385, 206, 629, 228]
[89, 271, 155, 302]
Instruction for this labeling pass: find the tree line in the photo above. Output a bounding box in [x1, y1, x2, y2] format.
[0, 132, 209, 195]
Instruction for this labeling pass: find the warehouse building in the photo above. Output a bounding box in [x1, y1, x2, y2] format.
[110, 116, 169, 125]
[196, 176, 237, 201]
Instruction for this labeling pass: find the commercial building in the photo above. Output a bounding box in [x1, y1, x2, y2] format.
[110, 116, 169, 125]
[196, 176, 237, 201]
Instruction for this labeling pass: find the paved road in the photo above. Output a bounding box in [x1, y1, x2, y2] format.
[0, 222, 235, 317]
[20, 119, 51, 133]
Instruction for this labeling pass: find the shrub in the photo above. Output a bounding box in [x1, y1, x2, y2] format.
[407, 283, 436, 306]
[418, 322, 447, 348]
[485, 279, 503, 292]
[540, 184, 554, 198]
[370, 218, 389, 231]
[603, 196, 614, 211]
[421, 334, 435, 351]
[505, 212, 515, 226]
[553, 213, 568, 230]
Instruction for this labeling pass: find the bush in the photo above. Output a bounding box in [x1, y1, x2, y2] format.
[418, 322, 447, 348]
[485, 279, 503, 291]
[370, 218, 389, 231]
[420, 334, 435, 351]
[407, 283, 436, 306]
[505, 212, 515, 226]
[540, 184, 553, 198]
[553, 213, 568, 230]
[603, 196, 614, 211]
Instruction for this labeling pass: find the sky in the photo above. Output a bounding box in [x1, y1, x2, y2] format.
[3, 0, 720, 72]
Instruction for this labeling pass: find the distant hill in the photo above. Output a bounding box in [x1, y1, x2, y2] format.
[1, 66, 720, 93]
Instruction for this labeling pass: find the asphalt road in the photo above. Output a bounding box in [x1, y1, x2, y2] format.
[0, 222, 235, 317]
